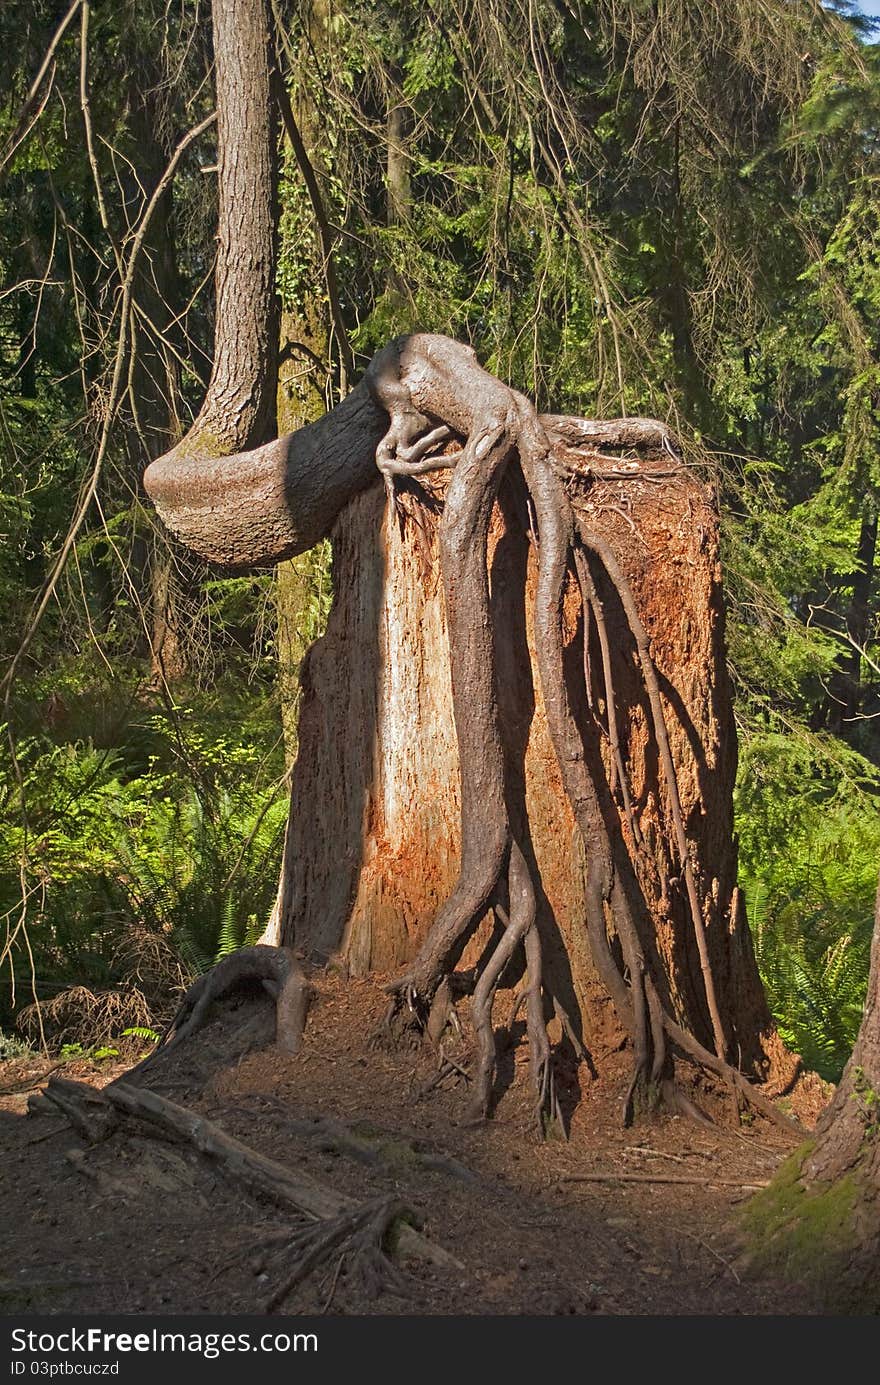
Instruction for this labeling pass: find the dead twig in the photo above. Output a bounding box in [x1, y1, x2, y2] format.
[561, 1171, 769, 1189]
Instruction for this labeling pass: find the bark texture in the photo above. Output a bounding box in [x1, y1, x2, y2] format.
[803, 880, 880, 1188]
[152, 0, 278, 470]
[742, 879, 879, 1308]
[275, 432, 774, 1071]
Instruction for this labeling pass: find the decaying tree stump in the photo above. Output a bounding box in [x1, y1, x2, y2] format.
[145, 333, 795, 1131]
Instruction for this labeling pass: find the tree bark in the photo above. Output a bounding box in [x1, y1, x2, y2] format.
[118, 46, 188, 681]
[160, 0, 278, 466]
[273, 0, 337, 763]
[742, 876, 880, 1308]
[274, 437, 777, 1073]
[803, 880, 880, 1189]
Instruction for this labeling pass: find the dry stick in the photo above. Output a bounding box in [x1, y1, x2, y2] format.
[0, 109, 217, 702]
[79, 3, 121, 276]
[579, 527, 729, 1066]
[561, 1172, 769, 1189]
[623, 1145, 684, 1163]
[681, 1231, 743, 1285]
[0, 0, 82, 179]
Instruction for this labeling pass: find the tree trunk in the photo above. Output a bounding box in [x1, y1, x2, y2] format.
[387, 91, 410, 228]
[819, 505, 877, 735]
[144, 0, 790, 1129]
[275, 297, 333, 762]
[274, 0, 336, 763]
[147, 331, 793, 1125]
[742, 877, 880, 1309]
[805, 882, 880, 1188]
[119, 48, 188, 682]
[161, 0, 278, 467]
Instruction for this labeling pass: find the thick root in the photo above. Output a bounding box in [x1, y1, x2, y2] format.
[136, 945, 311, 1073]
[467, 843, 535, 1123]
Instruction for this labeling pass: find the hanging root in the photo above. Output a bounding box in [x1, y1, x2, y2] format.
[573, 548, 641, 848]
[464, 844, 560, 1130]
[377, 421, 514, 1019]
[524, 920, 564, 1135]
[577, 527, 729, 1066]
[133, 946, 311, 1074]
[362, 334, 791, 1136]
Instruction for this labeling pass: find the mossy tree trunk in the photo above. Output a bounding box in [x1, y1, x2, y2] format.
[743, 880, 880, 1309]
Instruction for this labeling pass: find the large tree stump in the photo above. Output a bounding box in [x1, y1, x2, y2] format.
[274, 460, 775, 1071]
[147, 333, 793, 1126]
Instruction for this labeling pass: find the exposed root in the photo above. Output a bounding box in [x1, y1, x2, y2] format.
[573, 548, 641, 848]
[426, 977, 453, 1047]
[262, 1195, 411, 1312]
[133, 945, 310, 1075]
[577, 527, 729, 1065]
[524, 920, 564, 1136]
[43, 1076, 458, 1274]
[416, 1057, 471, 1100]
[467, 842, 536, 1123]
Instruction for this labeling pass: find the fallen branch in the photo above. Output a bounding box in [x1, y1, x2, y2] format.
[561, 1171, 769, 1188]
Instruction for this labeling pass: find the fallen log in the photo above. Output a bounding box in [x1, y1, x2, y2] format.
[42, 1076, 461, 1273]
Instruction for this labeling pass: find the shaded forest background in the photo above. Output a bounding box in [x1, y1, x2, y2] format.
[2, 0, 880, 1084]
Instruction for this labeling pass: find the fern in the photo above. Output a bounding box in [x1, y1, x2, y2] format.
[753, 921, 870, 1080]
[214, 893, 245, 961]
[737, 732, 879, 1081]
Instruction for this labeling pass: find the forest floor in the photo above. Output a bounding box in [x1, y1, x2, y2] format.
[0, 971, 831, 1317]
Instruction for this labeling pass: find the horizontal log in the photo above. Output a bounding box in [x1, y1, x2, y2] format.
[45, 1076, 461, 1272]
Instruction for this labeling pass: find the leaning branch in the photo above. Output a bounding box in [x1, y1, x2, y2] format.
[0, 112, 217, 702]
[0, 0, 82, 181]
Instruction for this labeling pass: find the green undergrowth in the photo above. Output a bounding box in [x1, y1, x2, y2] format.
[0, 670, 288, 1046]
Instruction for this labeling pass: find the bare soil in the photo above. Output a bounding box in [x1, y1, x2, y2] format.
[0, 971, 827, 1316]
